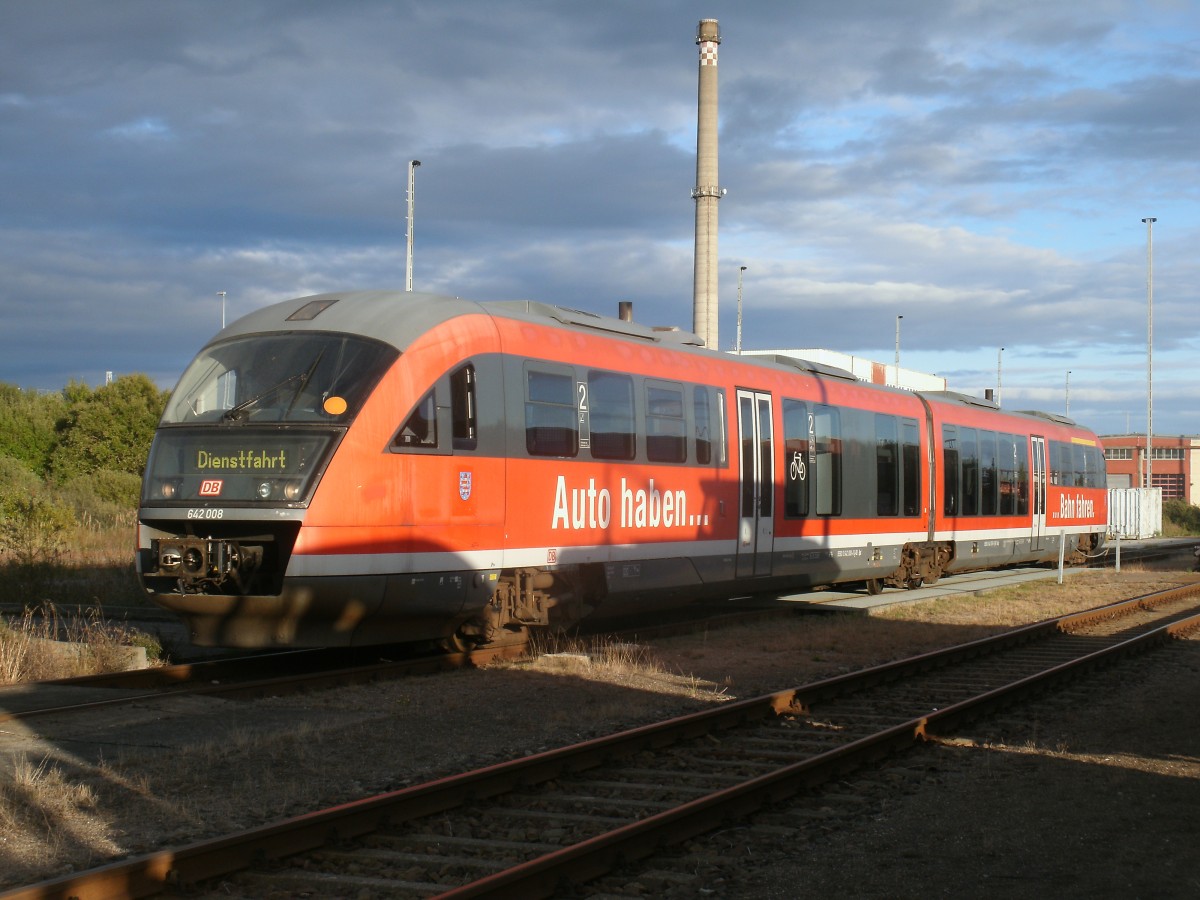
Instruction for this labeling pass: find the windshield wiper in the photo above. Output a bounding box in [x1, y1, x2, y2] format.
[221, 372, 307, 422]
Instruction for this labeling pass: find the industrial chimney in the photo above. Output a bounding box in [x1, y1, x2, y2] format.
[692, 18, 722, 350]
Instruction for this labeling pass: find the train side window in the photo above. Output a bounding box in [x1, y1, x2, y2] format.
[901, 418, 921, 516]
[959, 428, 979, 516]
[1015, 439, 1030, 516]
[1073, 443, 1098, 488]
[646, 382, 686, 463]
[694, 387, 712, 465]
[715, 389, 728, 465]
[875, 414, 899, 516]
[395, 390, 437, 448]
[588, 370, 635, 460]
[1049, 441, 1069, 486]
[813, 404, 841, 516]
[525, 367, 578, 457]
[980, 430, 998, 516]
[783, 399, 808, 518]
[999, 433, 1017, 515]
[943, 425, 959, 516]
[757, 395, 773, 517]
[1087, 446, 1105, 488]
[739, 395, 756, 517]
[451, 364, 477, 451]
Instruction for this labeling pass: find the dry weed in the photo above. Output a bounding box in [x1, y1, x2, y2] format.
[0, 604, 162, 684]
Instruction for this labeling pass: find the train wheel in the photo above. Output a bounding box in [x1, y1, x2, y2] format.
[441, 631, 477, 654]
[865, 578, 883, 595]
[905, 576, 923, 590]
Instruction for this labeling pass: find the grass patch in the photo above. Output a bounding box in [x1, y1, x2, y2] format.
[0, 604, 162, 684]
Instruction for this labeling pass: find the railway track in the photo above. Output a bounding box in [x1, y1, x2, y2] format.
[0, 644, 526, 725]
[0, 595, 812, 725]
[6, 583, 1197, 900]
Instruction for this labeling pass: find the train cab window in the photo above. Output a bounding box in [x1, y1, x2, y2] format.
[875, 415, 899, 516]
[813, 405, 841, 516]
[450, 364, 477, 451]
[525, 367, 578, 457]
[694, 387, 713, 465]
[646, 382, 686, 463]
[901, 419, 921, 516]
[783, 399, 809, 518]
[395, 391, 437, 448]
[588, 370, 635, 460]
[943, 426, 959, 516]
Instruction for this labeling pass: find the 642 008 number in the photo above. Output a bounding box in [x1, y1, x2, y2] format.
[186, 508, 225, 520]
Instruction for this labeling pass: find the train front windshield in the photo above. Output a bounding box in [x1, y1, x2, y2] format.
[163, 332, 398, 425]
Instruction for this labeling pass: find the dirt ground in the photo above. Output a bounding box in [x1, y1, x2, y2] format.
[1, 567, 1198, 896]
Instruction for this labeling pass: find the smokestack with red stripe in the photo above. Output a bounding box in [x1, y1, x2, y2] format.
[692, 18, 722, 350]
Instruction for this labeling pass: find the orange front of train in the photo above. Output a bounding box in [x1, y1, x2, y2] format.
[137, 291, 511, 647]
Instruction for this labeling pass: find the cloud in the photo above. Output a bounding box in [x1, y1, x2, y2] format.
[0, 0, 1196, 435]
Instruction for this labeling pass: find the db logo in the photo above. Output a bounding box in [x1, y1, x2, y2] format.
[199, 479, 224, 497]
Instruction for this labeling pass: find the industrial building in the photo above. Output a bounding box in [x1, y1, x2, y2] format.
[1101, 434, 1200, 503]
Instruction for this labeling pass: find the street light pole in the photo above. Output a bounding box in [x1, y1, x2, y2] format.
[1065, 370, 1071, 416]
[217, 291, 226, 329]
[997, 347, 1003, 407]
[894, 315, 903, 385]
[1142, 216, 1156, 490]
[406, 159, 421, 291]
[735, 265, 746, 354]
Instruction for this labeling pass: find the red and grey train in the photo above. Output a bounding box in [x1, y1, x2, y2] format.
[137, 291, 1108, 648]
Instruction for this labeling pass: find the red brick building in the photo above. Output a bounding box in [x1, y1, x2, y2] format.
[1101, 434, 1200, 503]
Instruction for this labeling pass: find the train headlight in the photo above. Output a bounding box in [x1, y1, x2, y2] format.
[282, 480, 303, 501]
[159, 479, 181, 499]
[256, 481, 273, 500]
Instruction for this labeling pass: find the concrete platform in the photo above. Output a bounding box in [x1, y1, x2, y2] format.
[759, 565, 1105, 615]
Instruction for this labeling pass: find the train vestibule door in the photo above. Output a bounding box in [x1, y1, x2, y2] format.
[1031, 435, 1047, 550]
[736, 390, 775, 579]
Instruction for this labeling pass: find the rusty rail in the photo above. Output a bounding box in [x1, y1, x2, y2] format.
[4, 585, 1199, 900]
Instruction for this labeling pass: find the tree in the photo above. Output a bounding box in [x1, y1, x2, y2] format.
[50, 374, 168, 480]
[0, 383, 66, 476]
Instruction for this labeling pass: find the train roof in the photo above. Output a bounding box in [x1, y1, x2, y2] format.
[212, 292, 1091, 433]
[212, 290, 716, 352]
[217, 291, 869, 379]
[213, 291, 485, 351]
[918, 390, 1085, 430]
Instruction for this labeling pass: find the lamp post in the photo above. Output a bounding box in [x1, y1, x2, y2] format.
[1142, 216, 1156, 489]
[997, 347, 1003, 407]
[1065, 370, 1071, 416]
[217, 291, 226, 329]
[735, 265, 746, 353]
[894, 315, 903, 385]
[406, 159, 421, 291]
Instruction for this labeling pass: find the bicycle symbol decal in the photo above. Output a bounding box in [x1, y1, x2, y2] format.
[789, 451, 806, 481]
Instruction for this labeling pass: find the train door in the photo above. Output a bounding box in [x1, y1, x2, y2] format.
[736, 390, 775, 579]
[1031, 435, 1047, 550]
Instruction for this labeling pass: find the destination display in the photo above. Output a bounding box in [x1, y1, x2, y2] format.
[194, 447, 293, 472]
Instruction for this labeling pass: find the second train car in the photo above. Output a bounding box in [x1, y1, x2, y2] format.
[137, 291, 1107, 648]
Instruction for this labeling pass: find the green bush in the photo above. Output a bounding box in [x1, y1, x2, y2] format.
[59, 470, 141, 530]
[0, 454, 43, 500]
[0, 493, 75, 567]
[1163, 499, 1200, 536]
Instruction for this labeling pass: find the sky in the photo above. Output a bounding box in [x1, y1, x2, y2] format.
[1, 0, 1197, 437]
